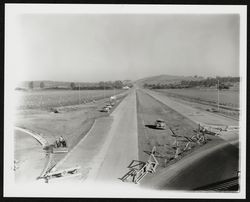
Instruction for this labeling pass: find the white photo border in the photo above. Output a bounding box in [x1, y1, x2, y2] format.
[4, 4, 247, 199]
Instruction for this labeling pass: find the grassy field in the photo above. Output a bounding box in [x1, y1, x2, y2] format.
[15, 89, 125, 110]
[156, 88, 240, 108]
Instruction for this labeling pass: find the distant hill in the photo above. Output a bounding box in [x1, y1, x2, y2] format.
[136, 74, 204, 87]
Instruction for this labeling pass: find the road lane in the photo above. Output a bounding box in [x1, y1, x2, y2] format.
[52, 89, 138, 183]
[91, 89, 138, 182]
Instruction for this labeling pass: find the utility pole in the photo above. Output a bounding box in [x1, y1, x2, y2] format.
[104, 84, 105, 100]
[217, 79, 219, 111]
[78, 82, 80, 105]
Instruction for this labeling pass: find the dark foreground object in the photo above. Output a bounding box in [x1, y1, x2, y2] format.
[194, 176, 239, 191]
[141, 139, 239, 191]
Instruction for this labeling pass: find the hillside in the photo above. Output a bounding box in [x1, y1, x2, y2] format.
[136, 75, 204, 87]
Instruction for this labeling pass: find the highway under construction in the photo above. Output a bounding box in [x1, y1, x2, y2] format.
[14, 86, 240, 191]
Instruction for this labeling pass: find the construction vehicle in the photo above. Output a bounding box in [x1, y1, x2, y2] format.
[101, 106, 110, 113]
[155, 119, 166, 130]
[106, 104, 112, 109]
[120, 146, 159, 184]
[110, 95, 116, 102]
[52, 136, 68, 153]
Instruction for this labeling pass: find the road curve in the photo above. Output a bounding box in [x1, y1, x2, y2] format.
[14, 129, 48, 182]
[14, 127, 49, 147]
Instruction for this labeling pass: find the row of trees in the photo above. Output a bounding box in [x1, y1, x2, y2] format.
[27, 80, 131, 90]
[143, 76, 240, 90]
[70, 80, 125, 90]
[28, 81, 44, 89]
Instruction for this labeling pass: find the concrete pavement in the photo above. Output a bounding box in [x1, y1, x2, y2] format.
[52, 89, 138, 183]
[93, 88, 138, 182]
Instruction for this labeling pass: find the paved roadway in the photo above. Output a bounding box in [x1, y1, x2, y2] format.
[52, 89, 138, 183]
[93, 89, 138, 181]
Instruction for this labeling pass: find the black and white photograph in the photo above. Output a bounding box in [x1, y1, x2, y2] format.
[4, 4, 246, 198]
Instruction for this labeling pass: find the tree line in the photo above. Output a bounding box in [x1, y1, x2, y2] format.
[143, 76, 240, 90]
[26, 80, 132, 90]
[70, 80, 130, 90]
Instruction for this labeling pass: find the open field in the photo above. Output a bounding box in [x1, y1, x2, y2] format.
[15, 89, 126, 110]
[155, 88, 239, 108]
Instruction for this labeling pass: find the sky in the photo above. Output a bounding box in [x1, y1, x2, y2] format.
[10, 14, 239, 82]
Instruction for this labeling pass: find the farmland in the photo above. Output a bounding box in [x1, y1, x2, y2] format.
[15, 89, 126, 110]
[155, 88, 240, 109]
